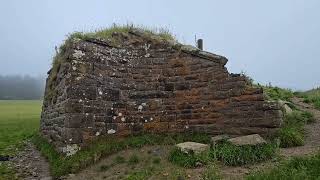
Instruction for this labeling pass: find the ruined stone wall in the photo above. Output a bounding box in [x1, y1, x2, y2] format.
[41, 34, 282, 154]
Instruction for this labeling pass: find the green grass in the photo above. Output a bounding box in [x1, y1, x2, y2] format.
[0, 100, 41, 180]
[0, 100, 41, 155]
[169, 141, 278, 168]
[168, 147, 210, 168]
[297, 88, 320, 110]
[32, 132, 212, 178]
[247, 151, 320, 180]
[278, 110, 314, 148]
[211, 141, 278, 166]
[128, 154, 140, 165]
[263, 86, 294, 101]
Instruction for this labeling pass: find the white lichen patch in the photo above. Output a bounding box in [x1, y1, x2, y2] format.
[95, 131, 100, 136]
[141, 103, 147, 106]
[138, 105, 143, 112]
[107, 129, 116, 134]
[185, 125, 189, 129]
[62, 144, 80, 157]
[72, 66, 77, 71]
[98, 88, 103, 95]
[121, 117, 126, 122]
[145, 120, 148, 123]
[118, 112, 122, 116]
[150, 117, 153, 121]
[73, 50, 85, 59]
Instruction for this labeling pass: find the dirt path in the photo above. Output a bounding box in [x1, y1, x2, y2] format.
[220, 97, 320, 179]
[10, 141, 52, 180]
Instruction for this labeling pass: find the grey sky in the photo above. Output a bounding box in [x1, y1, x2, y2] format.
[0, 0, 319, 90]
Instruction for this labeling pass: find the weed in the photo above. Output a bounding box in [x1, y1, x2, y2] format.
[128, 154, 139, 165]
[114, 155, 126, 164]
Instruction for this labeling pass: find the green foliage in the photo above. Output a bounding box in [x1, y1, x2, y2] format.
[32, 132, 211, 178]
[278, 110, 314, 148]
[263, 86, 294, 101]
[211, 141, 278, 166]
[247, 152, 320, 180]
[168, 148, 209, 168]
[299, 88, 320, 110]
[128, 154, 140, 165]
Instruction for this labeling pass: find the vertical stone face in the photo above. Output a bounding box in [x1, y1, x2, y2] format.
[40, 34, 282, 153]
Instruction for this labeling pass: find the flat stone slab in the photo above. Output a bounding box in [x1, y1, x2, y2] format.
[176, 142, 209, 154]
[227, 134, 266, 146]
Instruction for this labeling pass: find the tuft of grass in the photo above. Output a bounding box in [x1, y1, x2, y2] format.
[126, 167, 154, 180]
[128, 154, 139, 165]
[202, 163, 221, 180]
[211, 141, 278, 166]
[0, 164, 17, 180]
[168, 148, 209, 168]
[263, 86, 294, 101]
[247, 151, 320, 180]
[278, 110, 314, 148]
[114, 155, 126, 164]
[32, 132, 211, 178]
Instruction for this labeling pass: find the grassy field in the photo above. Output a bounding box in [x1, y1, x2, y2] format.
[0, 100, 41, 180]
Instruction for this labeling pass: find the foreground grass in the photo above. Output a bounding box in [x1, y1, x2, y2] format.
[278, 110, 314, 148]
[169, 141, 278, 168]
[0, 100, 41, 155]
[32, 133, 211, 177]
[263, 86, 294, 101]
[0, 100, 41, 180]
[247, 151, 320, 180]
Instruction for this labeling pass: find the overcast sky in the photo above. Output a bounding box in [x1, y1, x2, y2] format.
[0, 0, 319, 90]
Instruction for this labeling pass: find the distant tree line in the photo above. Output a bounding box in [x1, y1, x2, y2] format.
[0, 75, 45, 100]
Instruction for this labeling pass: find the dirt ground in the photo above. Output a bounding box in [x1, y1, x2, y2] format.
[10, 97, 320, 180]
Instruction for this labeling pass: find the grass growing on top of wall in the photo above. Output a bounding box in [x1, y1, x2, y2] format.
[262, 86, 294, 101]
[32, 133, 211, 178]
[46, 24, 176, 103]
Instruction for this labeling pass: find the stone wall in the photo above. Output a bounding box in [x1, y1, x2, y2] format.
[40, 31, 282, 154]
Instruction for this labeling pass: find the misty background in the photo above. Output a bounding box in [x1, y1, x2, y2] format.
[1, 0, 320, 99]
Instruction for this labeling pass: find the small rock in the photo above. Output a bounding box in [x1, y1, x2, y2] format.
[283, 104, 293, 114]
[227, 134, 266, 146]
[176, 142, 209, 154]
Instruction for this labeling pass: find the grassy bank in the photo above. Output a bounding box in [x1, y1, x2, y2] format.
[0, 100, 41, 180]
